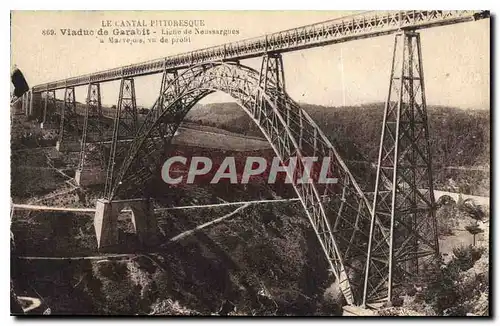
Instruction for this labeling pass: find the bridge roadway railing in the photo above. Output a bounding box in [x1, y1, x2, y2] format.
[32, 10, 488, 93]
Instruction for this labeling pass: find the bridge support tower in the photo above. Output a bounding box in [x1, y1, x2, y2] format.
[40, 90, 57, 129]
[94, 198, 157, 250]
[27, 92, 42, 120]
[363, 31, 440, 306]
[75, 83, 107, 186]
[56, 86, 82, 152]
[94, 77, 157, 251]
[28, 90, 34, 116]
[104, 78, 139, 197]
[21, 91, 32, 116]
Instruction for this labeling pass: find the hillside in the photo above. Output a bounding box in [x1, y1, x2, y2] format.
[185, 102, 490, 196]
[10, 101, 490, 316]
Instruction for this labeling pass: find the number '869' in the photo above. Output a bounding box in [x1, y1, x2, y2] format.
[41, 29, 55, 36]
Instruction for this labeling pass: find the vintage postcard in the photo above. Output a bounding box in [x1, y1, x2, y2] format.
[10, 10, 490, 316]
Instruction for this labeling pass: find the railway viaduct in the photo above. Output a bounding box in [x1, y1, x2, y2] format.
[19, 10, 489, 308]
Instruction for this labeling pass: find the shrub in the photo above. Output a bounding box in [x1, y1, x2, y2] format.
[452, 245, 485, 271]
[436, 205, 460, 237]
[458, 199, 486, 222]
[320, 281, 344, 315]
[423, 245, 487, 315]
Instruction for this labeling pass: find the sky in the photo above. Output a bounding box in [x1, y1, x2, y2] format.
[11, 11, 490, 110]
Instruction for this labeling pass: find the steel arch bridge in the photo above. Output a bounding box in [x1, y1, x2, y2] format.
[105, 58, 389, 305]
[20, 10, 489, 309]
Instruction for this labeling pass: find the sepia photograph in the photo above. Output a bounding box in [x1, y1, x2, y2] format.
[9, 10, 490, 316]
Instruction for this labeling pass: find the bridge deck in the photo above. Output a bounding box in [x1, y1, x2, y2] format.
[32, 10, 488, 92]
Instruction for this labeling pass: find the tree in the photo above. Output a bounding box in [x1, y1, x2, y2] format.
[465, 224, 484, 246]
[460, 199, 486, 223]
[459, 199, 486, 246]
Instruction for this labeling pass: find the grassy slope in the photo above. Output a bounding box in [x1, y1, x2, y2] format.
[186, 102, 490, 195]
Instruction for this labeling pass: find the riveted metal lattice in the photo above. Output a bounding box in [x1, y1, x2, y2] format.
[24, 10, 489, 311]
[109, 58, 388, 305]
[59, 87, 79, 143]
[33, 11, 487, 93]
[104, 78, 139, 198]
[78, 83, 106, 171]
[363, 31, 440, 306]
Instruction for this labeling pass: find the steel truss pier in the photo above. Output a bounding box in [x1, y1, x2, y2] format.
[363, 31, 439, 306]
[40, 90, 57, 129]
[104, 78, 139, 198]
[56, 87, 80, 151]
[75, 83, 107, 187]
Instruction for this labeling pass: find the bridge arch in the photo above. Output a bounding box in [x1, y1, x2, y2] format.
[108, 60, 381, 305]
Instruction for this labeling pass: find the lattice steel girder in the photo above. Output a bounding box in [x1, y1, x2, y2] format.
[78, 82, 106, 170]
[104, 78, 139, 198]
[32, 11, 488, 93]
[363, 31, 440, 306]
[109, 58, 387, 305]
